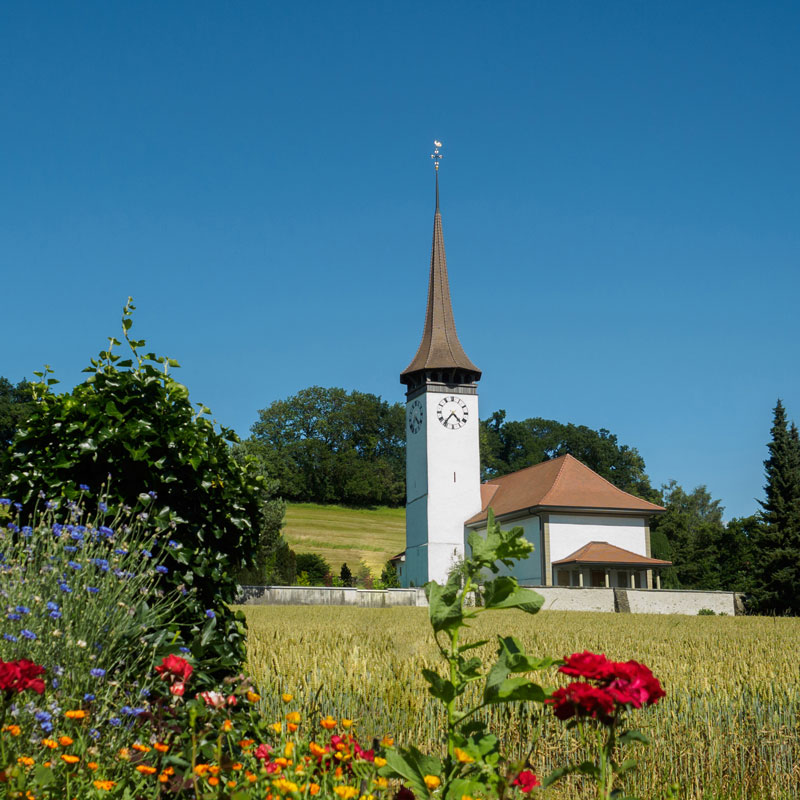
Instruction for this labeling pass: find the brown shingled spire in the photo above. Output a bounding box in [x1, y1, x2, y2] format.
[400, 165, 481, 388]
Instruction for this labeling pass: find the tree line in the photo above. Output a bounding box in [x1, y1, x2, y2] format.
[2, 377, 798, 611]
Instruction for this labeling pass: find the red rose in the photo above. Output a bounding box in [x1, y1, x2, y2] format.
[395, 788, 415, 800]
[559, 651, 615, 681]
[607, 660, 665, 708]
[547, 682, 615, 722]
[155, 654, 193, 684]
[512, 770, 541, 792]
[169, 682, 186, 697]
[0, 659, 45, 696]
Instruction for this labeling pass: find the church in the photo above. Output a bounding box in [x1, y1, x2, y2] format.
[396, 147, 670, 591]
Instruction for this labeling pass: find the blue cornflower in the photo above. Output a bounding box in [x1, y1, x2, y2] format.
[3, 634, 17, 643]
[34, 711, 52, 723]
[139, 688, 151, 697]
[45, 501, 54, 509]
[49, 610, 62, 619]
[98, 525, 113, 537]
[79, 484, 89, 492]
[53, 665, 64, 676]
[7, 613, 21, 621]
[114, 549, 128, 556]
[89, 728, 100, 740]
[155, 565, 168, 574]
[89, 668, 106, 678]
[51, 678, 59, 688]
[52, 523, 63, 535]
[141, 549, 152, 559]
[87, 587, 99, 594]
[167, 540, 180, 549]
[21, 526, 33, 537]
[205, 609, 215, 619]
[13, 503, 21, 511]
[46, 601, 59, 611]
[148, 490, 157, 499]
[59, 582, 72, 593]
[6, 523, 18, 533]
[0, 499, 9, 506]
[20, 630, 36, 640]
[84, 693, 95, 702]
[67, 560, 81, 570]
[70, 530, 84, 541]
[15, 606, 30, 614]
[40, 721, 53, 732]
[120, 705, 134, 715]
[64, 546, 78, 553]
[92, 558, 109, 571]
[108, 717, 121, 727]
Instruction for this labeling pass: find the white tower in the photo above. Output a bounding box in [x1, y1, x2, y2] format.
[400, 144, 483, 587]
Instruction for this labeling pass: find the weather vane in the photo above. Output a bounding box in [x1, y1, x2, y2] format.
[430, 140, 443, 171]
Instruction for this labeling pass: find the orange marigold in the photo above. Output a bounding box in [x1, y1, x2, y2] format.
[65, 710, 86, 719]
[3, 724, 21, 736]
[320, 716, 336, 730]
[342, 719, 353, 728]
[41, 739, 58, 749]
[58, 736, 73, 746]
[61, 754, 80, 764]
[17, 756, 34, 767]
[309, 783, 320, 795]
[222, 719, 234, 732]
[136, 765, 157, 775]
[88, 762, 99, 770]
[247, 691, 261, 703]
[93, 780, 116, 790]
[285, 711, 301, 724]
[281, 693, 293, 703]
[132, 743, 151, 752]
[154, 742, 169, 753]
[208, 777, 220, 787]
[288, 723, 299, 733]
[232, 762, 243, 771]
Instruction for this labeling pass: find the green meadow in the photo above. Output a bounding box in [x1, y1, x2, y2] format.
[283, 502, 405, 573]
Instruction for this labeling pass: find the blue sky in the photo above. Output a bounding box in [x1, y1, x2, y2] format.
[2, 2, 798, 519]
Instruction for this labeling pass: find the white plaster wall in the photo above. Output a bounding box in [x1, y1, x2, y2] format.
[627, 590, 736, 615]
[549, 514, 647, 563]
[532, 587, 616, 612]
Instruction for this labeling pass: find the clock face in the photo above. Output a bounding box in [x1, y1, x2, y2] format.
[408, 399, 424, 434]
[437, 396, 469, 430]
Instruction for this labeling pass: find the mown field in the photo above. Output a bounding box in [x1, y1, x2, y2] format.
[283, 502, 405, 573]
[241, 606, 800, 800]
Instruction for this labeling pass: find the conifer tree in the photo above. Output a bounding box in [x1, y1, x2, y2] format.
[751, 400, 800, 614]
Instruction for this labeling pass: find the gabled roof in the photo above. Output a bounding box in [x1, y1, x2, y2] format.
[466, 454, 664, 525]
[552, 541, 672, 567]
[400, 172, 481, 383]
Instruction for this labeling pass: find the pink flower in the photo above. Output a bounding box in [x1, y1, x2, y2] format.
[255, 743, 273, 762]
[199, 690, 226, 708]
[512, 770, 541, 792]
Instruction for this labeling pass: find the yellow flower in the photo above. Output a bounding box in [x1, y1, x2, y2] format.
[285, 742, 295, 757]
[359, 795, 375, 800]
[334, 787, 358, 800]
[380, 736, 394, 747]
[342, 718, 353, 728]
[374, 757, 387, 768]
[270, 722, 283, 734]
[247, 691, 261, 703]
[286, 711, 301, 724]
[118, 747, 130, 761]
[17, 756, 35, 767]
[273, 778, 300, 793]
[61, 754, 80, 764]
[65, 709, 86, 719]
[454, 748, 474, 764]
[42, 738, 58, 749]
[93, 780, 116, 791]
[222, 719, 234, 732]
[424, 775, 441, 790]
[320, 716, 337, 730]
[281, 693, 294, 703]
[136, 765, 157, 775]
[374, 777, 389, 789]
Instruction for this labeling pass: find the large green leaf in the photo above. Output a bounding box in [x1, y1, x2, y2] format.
[482, 576, 544, 614]
[381, 747, 442, 798]
[426, 581, 463, 632]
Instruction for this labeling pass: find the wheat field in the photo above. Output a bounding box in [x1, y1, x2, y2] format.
[241, 606, 800, 800]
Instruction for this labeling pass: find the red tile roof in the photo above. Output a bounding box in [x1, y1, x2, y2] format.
[552, 541, 672, 567]
[466, 454, 664, 525]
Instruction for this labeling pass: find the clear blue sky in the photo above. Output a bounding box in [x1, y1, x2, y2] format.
[2, 2, 798, 519]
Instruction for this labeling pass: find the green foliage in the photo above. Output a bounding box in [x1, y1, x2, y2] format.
[480, 410, 658, 501]
[339, 562, 353, 587]
[0, 378, 36, 485]
[379, 559, 401, 588]
[750, 400, 800, 614]
[354, 559, 373, 588]
[381, 509, 551, 800]
[0, 299, 282, 672]
[249, 386, 406, 507]
[295, 552, 331, 586]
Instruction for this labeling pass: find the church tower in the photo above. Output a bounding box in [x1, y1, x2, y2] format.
[400, 144, 482, 586]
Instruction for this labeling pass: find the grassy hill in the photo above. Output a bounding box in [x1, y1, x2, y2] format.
[283, 502, 405, 576]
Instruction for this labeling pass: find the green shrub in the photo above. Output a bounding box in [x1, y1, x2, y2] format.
[1, 299, 281, 673]
[295, 553, 331, 586]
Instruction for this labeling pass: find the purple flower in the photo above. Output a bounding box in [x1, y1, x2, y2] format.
[109, 717, 121, 727]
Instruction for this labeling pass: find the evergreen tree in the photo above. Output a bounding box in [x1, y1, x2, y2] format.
[339, 562, 353, 587]
[751, 400, 800, 614]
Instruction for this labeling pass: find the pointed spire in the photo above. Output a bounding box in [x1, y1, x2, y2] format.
[401, 147, 481, 388]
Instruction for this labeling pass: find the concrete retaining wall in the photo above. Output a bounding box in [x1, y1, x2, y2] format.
[238, 585, 743, 615]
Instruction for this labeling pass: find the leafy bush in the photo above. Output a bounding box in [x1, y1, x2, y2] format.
[295, 553, 331, 586]
[1, 299, 281, 672]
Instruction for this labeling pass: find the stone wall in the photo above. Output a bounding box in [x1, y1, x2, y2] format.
[238, 585, 743, 615]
